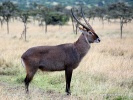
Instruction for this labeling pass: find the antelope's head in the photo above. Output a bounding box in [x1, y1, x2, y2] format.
[71, 8, 100, 43]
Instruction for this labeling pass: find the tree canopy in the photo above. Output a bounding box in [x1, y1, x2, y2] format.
[106, 2, 133, 38]
[1, 1, 18, 34]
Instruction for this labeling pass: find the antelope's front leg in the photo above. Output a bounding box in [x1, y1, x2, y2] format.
[65, 68, 73, 95]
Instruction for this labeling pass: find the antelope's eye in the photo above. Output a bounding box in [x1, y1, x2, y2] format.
[89, 31, 93, 34]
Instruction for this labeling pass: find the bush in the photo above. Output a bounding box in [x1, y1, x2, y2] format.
[45, 12, 69, 25]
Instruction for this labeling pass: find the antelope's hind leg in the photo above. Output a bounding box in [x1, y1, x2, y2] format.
[24, 66, 38, 93]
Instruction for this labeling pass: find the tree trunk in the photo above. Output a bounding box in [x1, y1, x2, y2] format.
[76, 23, 79, 35]
[120, 23, 123, 39]
[24, 23, 27, 41]
[7, 21, 9, 34]
[120, 18, 123, 39]
[101, 18, 104, 29]
[71, 16, 75, 34]
[0, 20, 3, 28]
[45, 23, 47, 33]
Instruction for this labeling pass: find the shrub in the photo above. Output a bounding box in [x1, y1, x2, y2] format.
[45, 12, 69, 25]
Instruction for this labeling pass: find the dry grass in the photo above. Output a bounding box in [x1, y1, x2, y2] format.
[0, 19, 133, 100]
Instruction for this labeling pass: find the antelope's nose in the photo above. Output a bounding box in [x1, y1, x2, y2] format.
[98, 38, 100, 42]
[94, 38, 100, 43]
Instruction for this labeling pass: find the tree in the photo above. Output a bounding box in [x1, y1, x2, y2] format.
[93, 7, 107, 28]
[1, 1, 18, 34]
[107, 2, 133, 39]
[40, 8, 69, 33]
[0, 5, 4, 28]
[52, 4, 65, 12]
[19, 10, 30, 41]
[70, 6, 83, 34]
[40, 8, 50, 33]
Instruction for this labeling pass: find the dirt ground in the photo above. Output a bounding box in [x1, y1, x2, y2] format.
[0, 82, 82, 100]
[0, 19, 133, 100]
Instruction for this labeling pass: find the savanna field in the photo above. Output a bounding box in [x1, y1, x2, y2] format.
[0, 19, 133, 100]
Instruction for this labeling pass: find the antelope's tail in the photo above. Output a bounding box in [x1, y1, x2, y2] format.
[21, 58, 26, 68]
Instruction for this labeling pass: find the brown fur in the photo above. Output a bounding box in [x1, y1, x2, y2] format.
[21, 28, 100, 95]
[22, 34, 91, 71]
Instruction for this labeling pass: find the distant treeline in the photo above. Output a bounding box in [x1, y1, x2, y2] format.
[0, 1, 133, 41]
[0, 0, 133, 10]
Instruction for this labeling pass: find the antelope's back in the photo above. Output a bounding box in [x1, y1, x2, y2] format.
[21, 43, 80, 71]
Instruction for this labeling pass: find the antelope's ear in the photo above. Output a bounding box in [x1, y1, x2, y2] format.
[78, 27, 87, 34]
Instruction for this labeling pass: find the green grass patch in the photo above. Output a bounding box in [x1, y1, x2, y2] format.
[105, 95, 131, 100]
[0, 69, 133, 99]
[32, 71, 65, 93]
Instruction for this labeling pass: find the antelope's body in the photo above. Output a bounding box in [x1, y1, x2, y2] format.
[22, 37, 89, 72]
[21, 8, 100, 95]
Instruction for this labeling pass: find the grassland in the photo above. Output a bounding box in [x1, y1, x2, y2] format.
[0, 19, 133, 100]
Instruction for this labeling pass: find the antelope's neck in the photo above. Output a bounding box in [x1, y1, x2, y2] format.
[74, 34, 90, 59]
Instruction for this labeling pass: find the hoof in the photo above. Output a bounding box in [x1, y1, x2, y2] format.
[26, 91, 29, 94]
[66, 92, 71, 95]
[25, 89, 29, 94]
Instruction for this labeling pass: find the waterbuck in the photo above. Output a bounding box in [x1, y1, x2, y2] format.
[21, 8, 100, 95]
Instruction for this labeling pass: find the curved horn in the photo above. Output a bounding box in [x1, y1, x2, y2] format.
[81, 7, 95, 32]
[71, 8, 90, 31]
